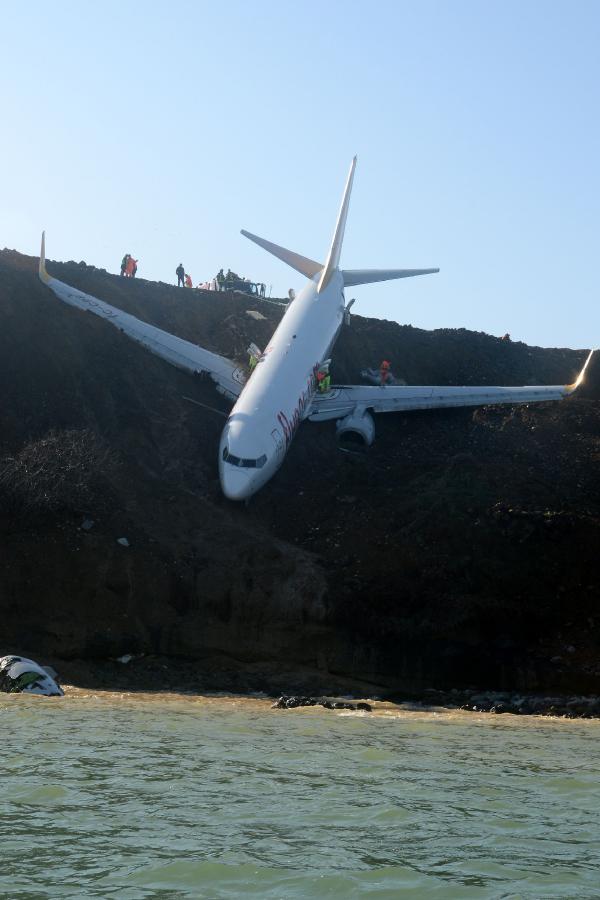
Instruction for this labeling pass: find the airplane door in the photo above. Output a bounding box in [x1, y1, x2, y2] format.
[271, 428, 285, 457]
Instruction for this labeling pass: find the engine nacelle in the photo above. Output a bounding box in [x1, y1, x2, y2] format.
[336, 410, 375, 450]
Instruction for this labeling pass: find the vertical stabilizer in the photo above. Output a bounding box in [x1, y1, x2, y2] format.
[39, 231, 50, 283]
[317, 156, 357, 293]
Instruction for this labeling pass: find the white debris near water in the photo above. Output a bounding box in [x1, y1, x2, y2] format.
[0, 656, 64, 696]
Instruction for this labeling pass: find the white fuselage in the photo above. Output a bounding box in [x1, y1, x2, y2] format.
[218, 271, 345, 499]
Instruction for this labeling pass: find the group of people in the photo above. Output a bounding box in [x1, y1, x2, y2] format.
[216, 268, 266, 296]
[316, 359, 395, 392]
[117, 252, 393, 392]
[120, 254, 138, 278]
[119, 255, 267, 295]
[176, 263, 193, 288]
[318, 360, 394, 392]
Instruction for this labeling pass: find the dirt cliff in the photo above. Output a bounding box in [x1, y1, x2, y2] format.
[1, 248, 599, 694]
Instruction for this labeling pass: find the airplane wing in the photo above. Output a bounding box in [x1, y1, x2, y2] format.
[39, 234, 245, 401]
[307, 351, 594, 422]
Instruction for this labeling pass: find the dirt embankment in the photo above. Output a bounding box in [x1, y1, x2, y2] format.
[1, 248, 599, 696]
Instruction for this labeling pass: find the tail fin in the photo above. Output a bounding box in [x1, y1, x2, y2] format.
[39, 231, 50, 283]
[343, 267, 439, 287]
[240, 230, 322, 279]
[317, 156, 357, 293]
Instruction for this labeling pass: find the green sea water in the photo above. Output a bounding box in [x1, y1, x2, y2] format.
[1, 691, 599, 898]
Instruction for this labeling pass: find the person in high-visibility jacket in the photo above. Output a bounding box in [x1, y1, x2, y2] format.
[185, 273, 193, 288]
[317, 366, 331, 393]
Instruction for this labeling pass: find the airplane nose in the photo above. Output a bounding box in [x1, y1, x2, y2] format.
[221, 466, 254, 501]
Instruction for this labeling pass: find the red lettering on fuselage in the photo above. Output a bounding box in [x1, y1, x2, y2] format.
[277, 361, 321, 449]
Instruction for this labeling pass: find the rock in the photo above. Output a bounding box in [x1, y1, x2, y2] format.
[470, 693, 493, 707]
[116, 654, 133, 664]
[117, 537, 130, 547]
[81, 519, 95, 531]
[271, 695, 371, 712]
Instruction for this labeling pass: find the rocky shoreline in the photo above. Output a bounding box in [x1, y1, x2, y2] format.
[13, 655, 600, 720]
[410, 688, 600, 719]
[270, 689, 600, 719]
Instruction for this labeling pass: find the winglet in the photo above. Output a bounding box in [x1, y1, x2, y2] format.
[317, 156, 357, 293]
[566, 349, 594, 393]
[39, 231, 50, 284]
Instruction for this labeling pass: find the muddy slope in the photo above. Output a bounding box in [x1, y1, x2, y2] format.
[1, 248, 599, 693]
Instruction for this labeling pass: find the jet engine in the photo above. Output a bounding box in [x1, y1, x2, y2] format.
[335, 409, 375, 450]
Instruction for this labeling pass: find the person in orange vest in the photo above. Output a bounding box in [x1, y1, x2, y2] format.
[185, 273, 193, 288]
[125, 256, 137, 278]
[380, 359, 392, 386]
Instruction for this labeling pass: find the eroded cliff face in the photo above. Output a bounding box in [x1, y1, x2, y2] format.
[1, 248, 599, 693]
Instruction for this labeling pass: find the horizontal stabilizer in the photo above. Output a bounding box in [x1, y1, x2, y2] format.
[241, 230, 322, 279]
[343, 268, 439, 287]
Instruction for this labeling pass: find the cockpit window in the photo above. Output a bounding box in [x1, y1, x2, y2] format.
[222, 447, 267, 469]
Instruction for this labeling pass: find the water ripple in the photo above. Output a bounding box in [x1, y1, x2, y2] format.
[0, 693, 599, 897]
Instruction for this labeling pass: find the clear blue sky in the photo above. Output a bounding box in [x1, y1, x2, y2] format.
[2, 1, 598, 348]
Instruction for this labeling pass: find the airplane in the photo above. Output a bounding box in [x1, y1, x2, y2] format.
[38, 157, 593, 501]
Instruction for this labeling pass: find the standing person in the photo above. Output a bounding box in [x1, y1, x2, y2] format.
[379, 359, 392, 386]
[125, 256, 137, 278]
[216, 268, 225, 291]
[184, 273, 193, 288]
[247, 342, 261, 374]
[316, 362, 331, 393]
[176, 263, 185, 287]
[120, 254, 130, 276]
